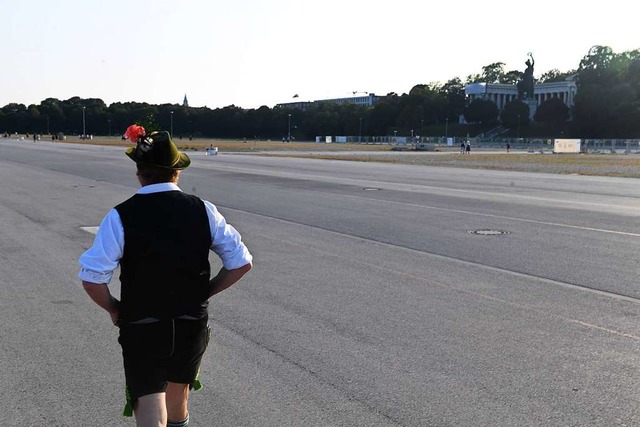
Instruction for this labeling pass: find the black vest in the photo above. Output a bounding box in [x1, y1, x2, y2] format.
[115, 190, 212, 321]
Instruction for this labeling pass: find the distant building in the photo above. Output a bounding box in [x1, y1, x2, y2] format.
[277, 101, 313, 110]
[182, 94, 189, 107]
[317, 93, 381, 106]
[277, 93, 381, 110]
[465, 78, 577, 112]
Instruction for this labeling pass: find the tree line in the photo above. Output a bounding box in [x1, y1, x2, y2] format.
[1, 45, 638, 140]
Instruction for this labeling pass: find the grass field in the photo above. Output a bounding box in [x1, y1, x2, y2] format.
[265, 152, 640, 178]
[54, 135, 640, 178]
[60, 136, 392, 152]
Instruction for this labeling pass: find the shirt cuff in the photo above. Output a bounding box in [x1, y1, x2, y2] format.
[221, 248, 253, 271]
[78, 268, 113, 284]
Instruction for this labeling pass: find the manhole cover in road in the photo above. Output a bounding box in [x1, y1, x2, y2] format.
[467, 229, 510, 236]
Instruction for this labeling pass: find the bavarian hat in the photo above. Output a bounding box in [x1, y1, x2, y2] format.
[125, 129, 191, 170]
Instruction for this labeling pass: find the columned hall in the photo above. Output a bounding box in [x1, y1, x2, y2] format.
[465, 79, 577, 111]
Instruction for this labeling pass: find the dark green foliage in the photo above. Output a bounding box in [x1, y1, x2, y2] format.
[1, 45, 639, 139]
[464, 99, 499, 125]
[572, 46, 640, 138]
[501, 101, 531, 128]
[534, 97, 569, 128]
[138, 113, 160, 133]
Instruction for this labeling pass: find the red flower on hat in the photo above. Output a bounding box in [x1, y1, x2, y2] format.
[124, 124, 146, 143]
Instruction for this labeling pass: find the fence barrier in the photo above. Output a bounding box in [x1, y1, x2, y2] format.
[314, 136, 640, 153]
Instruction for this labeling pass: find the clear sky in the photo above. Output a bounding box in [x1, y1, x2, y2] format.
[2, 0, 637, 109]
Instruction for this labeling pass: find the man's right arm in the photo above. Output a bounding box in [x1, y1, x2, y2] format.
[203, 200, 253, 287]
[207, 263, 252, 299]
[82, 281, 121, 325]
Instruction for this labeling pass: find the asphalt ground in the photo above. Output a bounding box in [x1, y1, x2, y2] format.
[1, 140, 640, 426]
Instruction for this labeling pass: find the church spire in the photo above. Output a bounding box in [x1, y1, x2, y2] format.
[182, 94, 189, 107]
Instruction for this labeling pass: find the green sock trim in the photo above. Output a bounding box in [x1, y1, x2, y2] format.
[191, 378, 203, 391]
[191, 370, 204, 391]
[167, 413, 190, 426]
[122, 385, 134, 417]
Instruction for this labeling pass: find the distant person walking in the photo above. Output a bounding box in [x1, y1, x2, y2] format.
[506, 142, 511, 153]
[460, 141, 466, 154]
[466, 141, 471, 154]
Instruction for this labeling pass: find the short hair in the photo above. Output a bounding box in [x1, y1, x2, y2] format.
[136, 164, 180, 184]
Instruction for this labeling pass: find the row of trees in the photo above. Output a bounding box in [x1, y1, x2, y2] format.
[1, 46, 638, 139]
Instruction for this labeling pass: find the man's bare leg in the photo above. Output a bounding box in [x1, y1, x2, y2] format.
[166, 382, 190, 425]
[135, 393, 166, 427]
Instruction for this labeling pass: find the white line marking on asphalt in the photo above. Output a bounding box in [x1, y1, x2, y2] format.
[336, 193, 640, 238]
[247, 218, 640, 342]
[202, 162, 640, 212]
[225, 205, 640, 305]
[80, 226, 99, 235]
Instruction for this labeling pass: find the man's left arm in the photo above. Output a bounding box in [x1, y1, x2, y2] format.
[78, 209, 124, 325]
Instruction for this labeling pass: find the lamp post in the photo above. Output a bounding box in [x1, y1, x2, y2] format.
[170, 111, 174, 138]
[107, 119, 111, 136]
[287, 114, 291, 142]
[516, 114, 521, 139]
[46, 116, 50, 135]
[358, 117, 362, 143]
[445, 117, 449, 140]
[82, 106, 86, 137]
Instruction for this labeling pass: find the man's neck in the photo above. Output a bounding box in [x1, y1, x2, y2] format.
[140, 179, 178, 187]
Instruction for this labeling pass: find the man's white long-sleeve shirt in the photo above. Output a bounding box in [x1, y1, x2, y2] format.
[78, 182, 253, 284]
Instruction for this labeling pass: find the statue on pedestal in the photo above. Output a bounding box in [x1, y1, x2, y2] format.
[517, 52, 535, 100]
